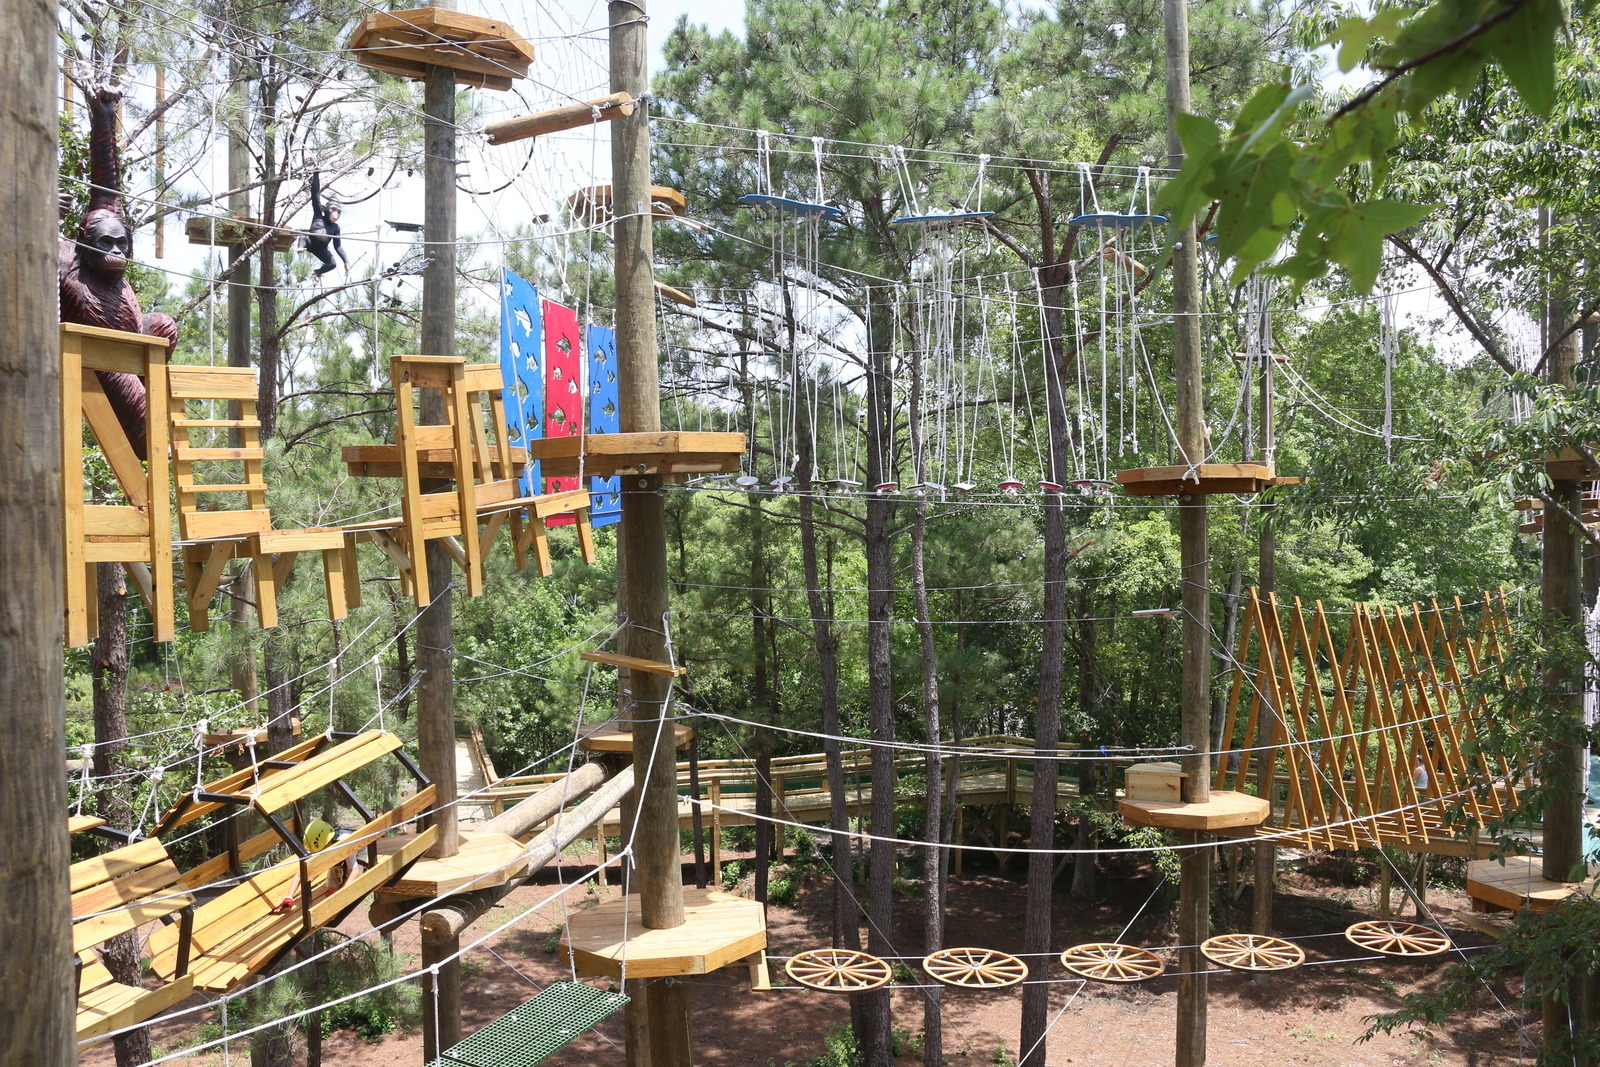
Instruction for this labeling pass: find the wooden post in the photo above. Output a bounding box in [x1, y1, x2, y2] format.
[225, 49, 260, 710]
[1379, 861, 1392, 919]
[421, 924, 462, 1060]
[709, 777, 722, 880]
[1, 0, 73, 1057]
[1166, 0, 1211, 1057]
[596, 823, 608, 886]
[610, 2, 692, 1062]
[417, 37, 460, 863]
[1541, 209, 1584, 885]
[1252, 291, 1278, 949]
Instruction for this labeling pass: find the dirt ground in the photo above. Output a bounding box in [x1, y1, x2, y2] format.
[97, 846, 1534, 1067]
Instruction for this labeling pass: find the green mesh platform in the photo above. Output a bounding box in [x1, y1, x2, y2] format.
[427, 981, 630, 1067]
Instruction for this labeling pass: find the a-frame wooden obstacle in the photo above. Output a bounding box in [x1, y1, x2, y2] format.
[1210, 590, 1525, 856]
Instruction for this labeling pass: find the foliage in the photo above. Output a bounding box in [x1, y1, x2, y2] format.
[318, 938, 421, 1041]
[1364, 897, 1600, 1065]
[1165, 0, 1568, 290]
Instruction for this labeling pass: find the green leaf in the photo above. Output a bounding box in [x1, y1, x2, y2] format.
[1214, 141, 1295, 262]
[1483, 0, 1563, 115]
[1352, 197, 1437, 233]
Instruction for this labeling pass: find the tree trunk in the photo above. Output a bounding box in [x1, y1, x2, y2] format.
[1019, 262, 1074, 1067]
[908, 312, 944, 1067]
[1071, 590, 1099, 901]
[796, 360, 854, 954]
[92, 566, 153, 1067]
[860, 292, 897, 1067]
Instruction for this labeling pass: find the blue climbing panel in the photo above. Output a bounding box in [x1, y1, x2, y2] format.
[585, 324, 622, 528]
[425, 981, 630, 1067]
[499, 268, 544, 496]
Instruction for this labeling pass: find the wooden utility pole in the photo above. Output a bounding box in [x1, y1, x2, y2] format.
[1252, 317, 1276, 943]
[225, 48, 261, 708]
[610, 2, 693, 1063]
[0, 0, 73, 1058]
[1541, 208, 1584, 885]
[417, 8, 462, 1059]
[1165, 0, 1211, 1059]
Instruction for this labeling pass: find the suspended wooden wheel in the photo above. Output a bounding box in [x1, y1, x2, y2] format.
[922, 948, 1028, 989]
[1201, 933, 1305, 972]
[1058, 942, 1165, 983]
[785, 949, 893, 993]
[1344, 921, 1451, 958]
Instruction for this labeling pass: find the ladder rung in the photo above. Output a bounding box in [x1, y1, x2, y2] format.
[174, 447, 263, 461]
[178, 483, 269, 494]
[172, 418, 262, 429]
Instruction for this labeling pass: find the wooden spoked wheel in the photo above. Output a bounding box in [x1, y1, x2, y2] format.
[1344, 921, 1451, 957]
[922, 947, 1028, 989]
[785, 949, 893, 993]
[1201, 933, 1305, 972]
[1058, 942, 1165, 983]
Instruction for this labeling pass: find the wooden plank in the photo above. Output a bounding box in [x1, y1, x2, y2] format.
[255, 527, 345, 553]
[157, 734, 331, 830]
[77, 973, 196, 1042]
[82, 505, 150, 537]
[248, 731, 401, 814]
[181, 509, 271, 541]
[580, 650, 686, 677]
[71, 857, 185, 922]
[177, 482, 270, 495]
[69, 816, 106, 835]
[70, 839, 170, 894]
[528, 431, 743, 459]
[167, 366, 258, 400]
[73, 893, 191, 953]
[173, 446, 263, 462]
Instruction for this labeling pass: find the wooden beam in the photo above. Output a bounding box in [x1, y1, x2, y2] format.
[581, 650, 686, 677]
[484, 92, 634, 145]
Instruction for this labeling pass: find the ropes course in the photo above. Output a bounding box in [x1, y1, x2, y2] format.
[28, 0, 1575, 1063]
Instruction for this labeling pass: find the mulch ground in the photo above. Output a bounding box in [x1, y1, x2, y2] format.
[90, 844, 1534, 1066]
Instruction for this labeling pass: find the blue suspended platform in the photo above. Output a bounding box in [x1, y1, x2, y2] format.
[425, 981, 630, 1067]
[890, 210, 995, 229]
[737, 193, 844, 222]
[1068, 212, 1167, 228]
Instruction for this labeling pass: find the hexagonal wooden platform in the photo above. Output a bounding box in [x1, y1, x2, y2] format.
[1117, 463, 1273, 496]
[1467, 855, 1600, 912]
[371, 830, 527, 900]
[348, 7, 533, 91]
[1119, 789, 1270, 831]
[577, 719, 693, 754]
[558, 888, 766, 979]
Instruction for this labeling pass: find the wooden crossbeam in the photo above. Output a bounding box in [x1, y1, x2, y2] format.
[580, 650, 686, 677]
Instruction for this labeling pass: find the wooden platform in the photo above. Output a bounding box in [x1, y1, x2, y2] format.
[371, 830, 527, 900]
[1117, 463, 1273, 496]
[1540, 447, 1600, 481]
[1119, 790, 1270, 831]
[528, 431, 744, 481]
[1467, 855, 1600, 912]
[578, 719, 693, 754]
[558, 888, 766, 979]
[348, 7, 533, 90]
[184, 216, 296, 250]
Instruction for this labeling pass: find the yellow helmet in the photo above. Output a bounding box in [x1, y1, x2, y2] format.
[303, 819, 335, 852]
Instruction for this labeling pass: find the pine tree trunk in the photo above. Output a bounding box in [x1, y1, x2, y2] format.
[860, 294, 897, 1067]
[1019, 257, 1074, 1067]
[796, 383, 854, 954]
[1071, 592, 1099, 901]
[92, 565, 152, 1067]
[908, 307, 943, 1067]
